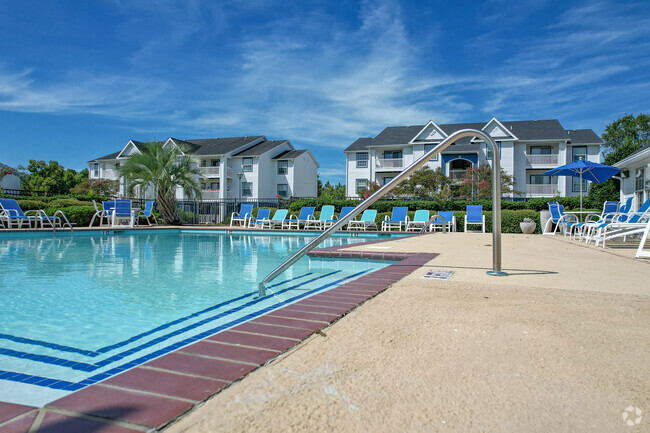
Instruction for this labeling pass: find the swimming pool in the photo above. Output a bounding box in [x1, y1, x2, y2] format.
[0, 229, 399, 406]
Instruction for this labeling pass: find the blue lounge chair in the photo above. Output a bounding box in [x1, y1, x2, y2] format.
[464, 205, 486, 233]
[230, 203, 254, 227]
[348, 209, 378, 231]
[0, 198, 35, 228]
[570, 200, 618, 240]
[90, 200, 112, 227]
[249, 208, 271, 228]
[406, 210, 430, 231]
[260, 209, 288, 229]
[431, 211, 456, 232]
[305, 205, 336, 230]
[338, 206, 355, 230]
[283, 206, 315, 230]
[112, 199, 134, 227]
[543, 202, 577, 235]
[137, 201, 158, 226]
[382, 206, 408, 231]
[589, 198, 650, 247]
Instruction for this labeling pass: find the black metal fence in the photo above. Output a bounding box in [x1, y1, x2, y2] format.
[1, 189, 48, 197]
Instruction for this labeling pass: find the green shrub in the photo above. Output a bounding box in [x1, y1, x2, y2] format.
[16, 199, 48, 211]
[47, 198, 91, 209]
[43, 205, 96, 226]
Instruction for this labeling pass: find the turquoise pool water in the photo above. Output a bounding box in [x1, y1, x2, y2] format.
[0, 229, 395, 405]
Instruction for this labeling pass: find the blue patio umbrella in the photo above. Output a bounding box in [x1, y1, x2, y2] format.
[544, 160, 620, 212]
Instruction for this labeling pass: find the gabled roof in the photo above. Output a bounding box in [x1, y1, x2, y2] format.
[272, 149, 320, 168]
[614, 144, 650, 168]
[170, 136, 265, 156]
[233, 140, 289, 157]
[88, 150, 121, 162]
[566, 129, 603, 144]
[344, 119, 586, 152]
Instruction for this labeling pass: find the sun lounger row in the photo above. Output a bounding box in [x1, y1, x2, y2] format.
[0, 198, 72, 229]
[229, 204, 489, 232]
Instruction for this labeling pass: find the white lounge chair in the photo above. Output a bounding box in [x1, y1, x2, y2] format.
[348, 209, 377, 231]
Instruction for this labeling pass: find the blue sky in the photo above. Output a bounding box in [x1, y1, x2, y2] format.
[1, 0, 649, 185]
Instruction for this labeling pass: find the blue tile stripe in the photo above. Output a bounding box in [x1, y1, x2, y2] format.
[0, 272, 314, 358]
[0, 269, 347, 375]
[0, 269, 371, 392]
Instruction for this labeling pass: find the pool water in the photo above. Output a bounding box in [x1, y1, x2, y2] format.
[0, 230, 392, 406]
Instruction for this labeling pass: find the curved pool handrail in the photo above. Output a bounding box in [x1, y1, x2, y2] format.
[257, 128, 507, 297]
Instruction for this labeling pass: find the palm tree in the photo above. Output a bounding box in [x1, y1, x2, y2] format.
[119, 141, 204, 225]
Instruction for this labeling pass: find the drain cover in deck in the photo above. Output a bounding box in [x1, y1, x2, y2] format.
[422, 270, 454, 280]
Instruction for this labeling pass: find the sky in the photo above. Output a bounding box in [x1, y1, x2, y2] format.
[1, 0, 649, 185]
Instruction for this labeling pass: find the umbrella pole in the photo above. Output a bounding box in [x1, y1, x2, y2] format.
[580, 171, 583, 214]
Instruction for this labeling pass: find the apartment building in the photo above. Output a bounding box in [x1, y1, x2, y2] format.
[88, 136, 319, 199]
[344, 118, 603, 198]
[614, 144, 650, 209]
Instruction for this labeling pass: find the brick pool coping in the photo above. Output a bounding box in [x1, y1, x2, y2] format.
[0, 237, 436, 433]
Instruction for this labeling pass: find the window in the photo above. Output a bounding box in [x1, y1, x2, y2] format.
[356, 178, 368, 194]
[356, 152, 369, 168]
[572, 146, 587, 162]
[636, 168, 646, 191]
[529, 175, 552, 184]
[200, 160, 207, 167]
[277, 160, 288, 175]
[242, 157, 253, 172]
[572, 176, 589, 192]
[211, 159, 220, 167]
[383, 150, 402, 159]
[115, 162, 120, 169]
[277, 184, 288, 197]
[383, 177, 394, 185]
[530, 146, 551, 155]
[210, 181, 220, 190]
[242, 182, 252, 197]
[486, 141, 502, 160]
[92, 163, 99, 177]
[423, 144, 439, 161]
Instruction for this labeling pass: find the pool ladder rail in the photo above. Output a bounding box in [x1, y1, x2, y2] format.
[257, 128, 509, 298]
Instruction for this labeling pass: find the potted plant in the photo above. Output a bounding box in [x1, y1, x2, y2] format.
[520, 217, 537, 234]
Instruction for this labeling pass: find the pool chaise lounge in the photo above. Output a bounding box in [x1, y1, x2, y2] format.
[256, 209, 288, 229]
[589, 198, 650, 247]
[569, 200, 619, 240]
[543, 202, 577, 236]
[464, 205, 486, 233]
[304, 205, 335, 230]
[137, 200, 158, 225]
[230, 203, 254, 227]
[382, 206, 408, 231]
[0, 198, 72, 229]
[283, 206, 315, 230]
[405, 210, 430, 232]
[348, 209, 378, 231]
[430, 211, 457, 232]
[248, 208, 271, 228]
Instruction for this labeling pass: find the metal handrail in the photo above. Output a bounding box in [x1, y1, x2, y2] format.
[257, 128, 507, 297]
[420, 215, 447, 234]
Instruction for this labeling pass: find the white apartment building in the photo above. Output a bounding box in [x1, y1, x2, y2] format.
[614, 145, 650, 209]
[88, 136, 319, 200]
[344, 118, 603, 198]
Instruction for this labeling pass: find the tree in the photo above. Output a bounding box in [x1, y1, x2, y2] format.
[22, 160, 87, 194]
[601, 113, 650, 165]
[393, 166, 451, 198]
[318, 181, 346, 199]
[70, 178, 119, 196]
[358, 181, 381, 198]
[119, 142, 204, 225]
[457, 164, 516, 198]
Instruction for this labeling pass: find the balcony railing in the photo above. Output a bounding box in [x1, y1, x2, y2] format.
[448, 169, 467, 181]
[526, 154, 558, 165]
[202, 166, 220, 176]
[375, 158, 403, 170]
[526, 184, 558, 196]
[200, 189, 220, 199]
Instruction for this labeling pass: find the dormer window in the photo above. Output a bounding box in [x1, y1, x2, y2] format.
[242, 157, 253, 172]
[277, 160, 288, 175]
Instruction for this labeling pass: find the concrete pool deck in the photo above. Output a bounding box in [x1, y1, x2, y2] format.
[1, 231, 648, 432]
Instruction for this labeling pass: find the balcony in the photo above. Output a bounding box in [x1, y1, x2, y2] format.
[201, 167, 233, 178]
[526, 184, 558, 196]
[526, 154, 558, 166]
[375, 158, 403, 170]
[448, 169, 467, 181]
[101, 169, 120, 180]
[200, 189, 220, 199]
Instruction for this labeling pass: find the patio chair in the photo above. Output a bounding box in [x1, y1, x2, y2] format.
[248, 208, 271, 228]
[90, 200, 112, 227]
[337, 206, 356, 230]
[430, 211, 456, 232]
[0, 198, 35, 228]
[111, 199, 135, 227]
[636, 219, 650, 259]
[382, 206, 408, 231]
[406, 210, 430, 232]
[348, 209, 378, 231]
[137, 201, 158, 226]
[283, 206, 315, 230]
[542, 202, 577, 235]
[230, 203, 254, 227]
[589, 198, 650, 247]
[258, 209, 288, 229]
[582, 197, 634, 241]
[304, 205, 335, 230]
[464, 205, 486, 233]
[570, 200, 618, 240]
